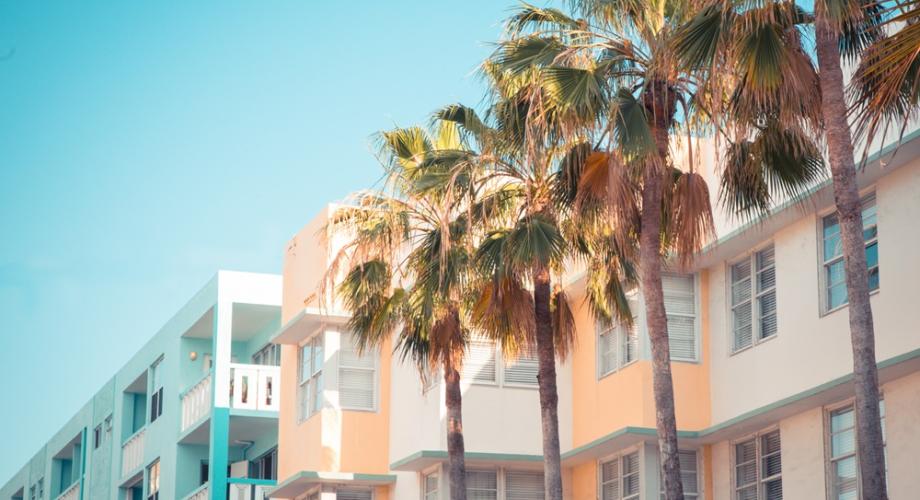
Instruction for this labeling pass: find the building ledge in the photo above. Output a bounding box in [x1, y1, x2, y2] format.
[390, 450, 544, 472]
[269, 471, 396, 497]
[271, 308, 350, 345]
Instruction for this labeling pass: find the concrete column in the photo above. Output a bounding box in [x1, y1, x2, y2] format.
[208, 299, 233, 500]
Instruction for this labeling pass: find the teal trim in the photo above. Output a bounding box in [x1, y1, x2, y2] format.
[390, 450, 544, 470]
[271, 470, 397, 491]
[77, 427, 86, 500]
[209, 303, 229, 500]
[560, 347, 920, 460]
[227, 478, 277, 486]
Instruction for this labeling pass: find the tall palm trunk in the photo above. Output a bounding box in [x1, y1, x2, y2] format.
[443, 358, 468, 500]
[642, 122, 685, 500]
[815, 17, 888, 500]
[533, 265, 564, 500]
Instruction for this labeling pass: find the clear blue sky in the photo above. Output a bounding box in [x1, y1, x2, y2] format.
[0, 0, 520, 481]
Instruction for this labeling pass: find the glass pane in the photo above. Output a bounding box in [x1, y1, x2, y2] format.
[763, 453, 782, 478]
[732, 277, 752, 306]
[602, 459, 619, 483]
[760, 312, 778, 340]
[832, 428, 856, 456]
[737, 485, 758, 500]
[764, 478, 783, 500]
[735, 439, 757, 464]
[300, 345, 312, 381]
[824, 214, 842, 261]
[831, 408, 854, 432]
[663, 274, 695, 315]
[736, 462, 757, 487]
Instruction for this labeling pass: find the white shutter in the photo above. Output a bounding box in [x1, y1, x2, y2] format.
[731, 260, 754, 351]
[621, 452, 640, 499]
[598, 321, 618, 377]
[504, 345, 539, 385]
[601, 458, 620, 500]
[336, 488, 372, 500]
[505, 471, 544, 500]
[339, 333, 376, 410]
[424, 472, 439, 500]
[466, 470, 498, 500]
[662, 274, 697, 361]
[756, 247, 778, 341]
[463, 336, 497, 383]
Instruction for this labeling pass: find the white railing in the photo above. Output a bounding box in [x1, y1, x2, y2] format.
[229, 363, 280, 412]
[181, 374, 212, 432]
[183, 482, 209, 500]
[229, 483, 272, 500]
[121, 427, 145, 477]
[56, 482, 79, 500]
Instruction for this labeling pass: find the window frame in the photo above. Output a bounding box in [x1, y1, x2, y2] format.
[596, 294, 640, 380]
[146, 459, 160, 500]
[148, 356, 164, 424]
[298, 334, 324, 423]
[819, 193, 880, 315]
[659, 449, 701, 499]
[729, 244, 779, 355]
[338, 331, 379, 412]
[730, 427, 782, 500]
[421, 467, 440, 500]
[598, 447, 642, 500]
[662, 272, 700, 363]
[824, 397, 887, 500]
[252, 343, 281, 366]
[462, 335, 539, 389]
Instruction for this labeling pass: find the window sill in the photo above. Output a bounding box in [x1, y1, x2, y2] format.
[597, 360, 640, 381]
[820, 288, 881, 318]
[729, 332, 779, 357]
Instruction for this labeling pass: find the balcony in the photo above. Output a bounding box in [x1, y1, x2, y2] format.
[55, 483, 79, 500]
[121, 427, 146, 478]
[182, 483, 209, 500]
[229, 363, 280, 412]
[228, 478, 275, 500]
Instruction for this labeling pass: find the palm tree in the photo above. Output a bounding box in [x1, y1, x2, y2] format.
[434, 80, 636, 498]
[490, 2, 826, 497]
[326, 122, 491, 500]
[676, 2, 889, 497]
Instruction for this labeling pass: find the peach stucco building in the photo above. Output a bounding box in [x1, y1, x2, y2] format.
[266, 136, 920, 500]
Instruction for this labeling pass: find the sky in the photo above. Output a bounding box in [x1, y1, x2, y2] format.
[0, 0, 520, 482]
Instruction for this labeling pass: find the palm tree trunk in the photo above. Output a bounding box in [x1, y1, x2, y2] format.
[444, 359, 468, 500]
[815, 17, 888, 500]
[643, 125, 685, 500]
[533, 265, 564, 500]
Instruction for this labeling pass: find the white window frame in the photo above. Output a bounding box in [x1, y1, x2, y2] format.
[252, 343, 281, 366]
[336, 486, 375, 500]
[824, 398, 887, 500]
[597, 295, 640, 380]
[820, 193, 880, 315]
[421, 466, 440, 500]
[146, 459, 160, 500]
[462, 336, 539, 389]
[598, 447, 642, 500]
[148, 356, 164, 424]
[729, 244, 778, 354]
[339, 331, 379, 412]
[465, 468, 499, 500]
[731, 427, 782, 500]
[659, 449, 701, 499]
[663, 272, 700, 363]
[298, 334, 324, 422]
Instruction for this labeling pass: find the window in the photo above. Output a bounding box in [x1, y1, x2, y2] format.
[94, 425, 102, 449]
[252, 343, 281, 366]
[423, 471, 439, 500]
[597, 297, 640, 378]
[462, 335, 539, 387]
[734, 429, 782, 500]
[463, 335, 497, 384]
[822, 195, 879, 311]
[663, 273, 697, 361]
[149, 357, 164, 423]
[251, 448, 277, 480]
[505, 471, 544, 500]
[600, 451, 640, 500]
[104, 415, 113, 443]
[731, 246, 778, 352]
[503, 345, 539, 385]
[337, 488, 373, 500]
[660, 450, 700, 499]
[827, 400, 886, 499]
[146, 460, 160, 500]
[339, 332, 377, 410]
[299, 335, 324, 421]
[36, 480, 42, 500]
[466, 470, 497, 500]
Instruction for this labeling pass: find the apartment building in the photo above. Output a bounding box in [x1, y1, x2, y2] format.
[0, 271, 284, 500]
[267, 135, 920, 499]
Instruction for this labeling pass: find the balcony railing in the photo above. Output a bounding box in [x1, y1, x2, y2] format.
[182, 482, 209, 500]
[181, 374, 212, 432]
[230, 364, 280, 412]
[228, 479, 275, 500]
[121, 427, 145, 477]
[55, 482, 79, 500]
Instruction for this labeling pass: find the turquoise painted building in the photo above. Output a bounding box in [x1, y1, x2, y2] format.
[0, 271, 283, 500]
